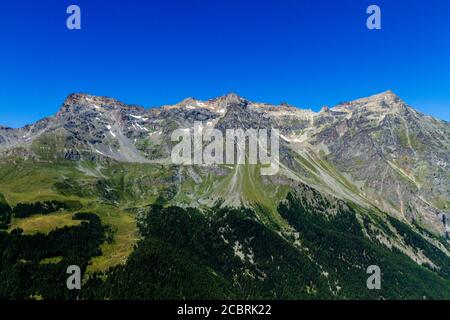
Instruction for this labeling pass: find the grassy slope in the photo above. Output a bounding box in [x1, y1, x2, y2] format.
[0, 159, 138, 272]
[9, 212, 82, 234]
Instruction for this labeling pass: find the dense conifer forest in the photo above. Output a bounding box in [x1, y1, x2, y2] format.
[0, 193, 449, 300]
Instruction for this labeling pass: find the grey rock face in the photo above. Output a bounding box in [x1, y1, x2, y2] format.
[307, 92, 449, 234]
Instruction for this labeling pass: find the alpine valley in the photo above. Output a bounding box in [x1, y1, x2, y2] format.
[0, 90, 448, 300]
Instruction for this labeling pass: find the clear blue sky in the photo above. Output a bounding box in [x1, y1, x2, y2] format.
[0, 0, 449, 127]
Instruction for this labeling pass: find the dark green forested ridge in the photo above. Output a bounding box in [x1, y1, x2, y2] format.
[0, 204, 10, 230]
[12, 200, 82, 218]
[0, 193, 11, 230]
[0, 192, 449, 300]
[278, 190, 450, 299]
[81, 200, 450, 299]
[0, 212, 110, 299]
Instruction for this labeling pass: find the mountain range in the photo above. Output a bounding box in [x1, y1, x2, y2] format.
[0, 90, 449, 299]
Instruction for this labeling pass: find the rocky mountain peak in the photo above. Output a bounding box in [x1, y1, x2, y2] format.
[177, 97, 199, 106]
[320, 106, 331, 112]
[363, 90, 405, 106]
[58, 93, 126, 116]
[375, 89, 396, 97]
[367, 90, 403, 103]
[332, 90, 407, 114]
[210, 93, 248, 107]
